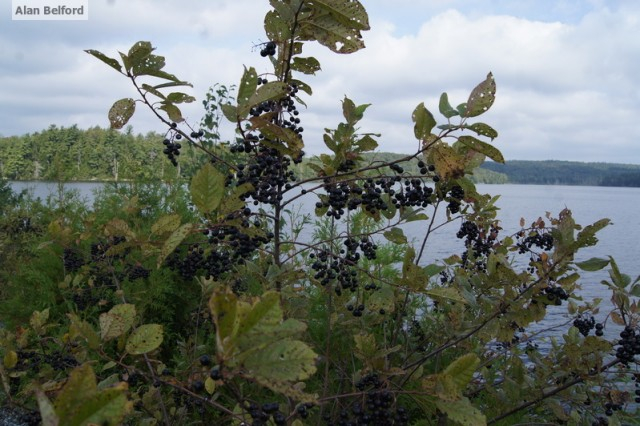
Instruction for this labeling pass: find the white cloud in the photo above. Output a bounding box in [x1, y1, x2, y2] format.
[1, 0, 639, 163]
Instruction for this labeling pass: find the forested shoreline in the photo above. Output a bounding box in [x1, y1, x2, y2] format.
[2, 125, 640, 186]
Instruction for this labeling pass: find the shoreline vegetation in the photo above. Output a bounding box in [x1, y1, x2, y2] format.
[2, 125, 640, 187]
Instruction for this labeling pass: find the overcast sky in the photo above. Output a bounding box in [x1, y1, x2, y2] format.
[2, 0, 639, 163]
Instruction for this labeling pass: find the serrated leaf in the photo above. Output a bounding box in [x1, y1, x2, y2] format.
[464, 122, 498, 139]
[292, 56, 321, 75]
[99, 304, 136, 342]
[435, 397, 486, 425]
[151, 214, 181, 236]
[413, 102, 437, 140]
[126, 324, 163, 355]
[457, 136, 504, 164]
[383, 227, 407, 244]
[576, 257, 610, 271]
[190, 163, 226, 214]
[54, 364, 131, 426]
[85, 49, 122, 73]
[108, 98, 135, 130]
[157, 223, 193, 268]
[159, 103, 183, 123]
[3, 350, 17, 369]
[67, 314, 100, 350]
[443, 353, 479, 392]
[439, 92, 459, 118]
[243, 339, 317, 381]
[464, 72, 496, 118]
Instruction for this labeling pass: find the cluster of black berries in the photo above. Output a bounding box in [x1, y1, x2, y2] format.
[162, 138, 181, 167]
[260, 41, 277, 57]
[543, 285, 569, 305]
[317, 178, 398, 219]
[417, 160, 436, 175]
[244, 401, 287, 426]
[127, 263, 150, 280]
[615, 326, 640, 365]
[90, 235, 127, 263]
[166, 225, 271, 281]
[573, 315, 600, 337]
[189, 129, 205, 139]
[346, 303, 366, 317]
[12, 350, 78, 374]
[393, 178, 434, 209]
[63, 247, 84, 273]
[516, 230, 554, 253]
[72, 286, 100, 311]
[324, 373, 409, 425]
[456, 221, 499, 270]
[234, 146, 298, 205]
[310, 249, 358, 296]
[602, 401, 623, 417]
[447, 185, 465, 214]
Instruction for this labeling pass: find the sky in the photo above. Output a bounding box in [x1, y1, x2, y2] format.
[2, 0, 639, 163]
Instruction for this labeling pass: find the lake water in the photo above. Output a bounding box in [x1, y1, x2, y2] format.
[8, 181, 640, 338]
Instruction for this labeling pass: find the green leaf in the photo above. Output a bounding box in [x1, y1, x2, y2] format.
[425, 287, 467, 304]
[457, 136, 504, 163]
[125, 324, 163, 355]
[54, 364, 130, 426]
[166, 92, 196, 104]
[141, 83, 166, 100]
[248, 82, 289, 112]
[576, 257, 610, 271]
[158, 103, 183, 123]
[237, 66, 258, 111]
[151, 214, 181, 236]
[443, 353, 479, 392]
[299, 1, 368, 53]
[413, 102, 437, 140]
[243, 339, 317, 382]
[464, 122, 498, 140]
[127, 41, 154, 71]
[310, 0, 370, 31]
[84, 49, 122, 73]
[576, 218, 610, 248]
[190, 163, 226, 214]
[439, 92, 459, 118]
[108, 98, 135, 130]
[67, 314, 101, 350]
[99, 304, 136, 342]
[464, 72, 496, 118]
[157, 223, 193, 268]
[292, 56, 322, 75]
[3, 350, 17, 369]
[221, 103, 238, 122]
[383, 227, 408, 244]
[356, 134, 378, 152]
[435, 397, 486, 425]
[366, 285, 395, 314]
[153, 80, 192, 89]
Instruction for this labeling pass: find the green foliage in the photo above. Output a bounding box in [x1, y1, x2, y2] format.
[2, 1, 639, 425]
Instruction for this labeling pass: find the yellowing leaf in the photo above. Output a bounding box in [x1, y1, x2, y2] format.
[443, 353, 479, 392]
[205, 377, 216, 395]
[151, 214, 181, 236]
[464, 72, 496, 118]
[3, 350, 18, 369]
[108, 98, 135, 130]
[99, 304, 136, 342]
[435, 397, 486, 425]
[125, 324, 163, 355]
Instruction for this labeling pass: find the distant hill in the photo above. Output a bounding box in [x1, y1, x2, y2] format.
[480, 160, 640, 187]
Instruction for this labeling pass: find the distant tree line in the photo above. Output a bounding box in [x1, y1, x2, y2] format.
[3, 126, 638, 186]
[482, 160, 640, 187]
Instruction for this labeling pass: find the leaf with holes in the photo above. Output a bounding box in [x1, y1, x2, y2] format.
[125, 324, 163, 355]
[85, 50, 122, 73]
[99, 304, 136, 342]
[292, 57, 321, 75]
[464, 72, 496, 117]
[383, 227, 408, 244]
[243, 339, 317, 382]
[413, 102, 437, 140]
[463, 122, 498, 140]
[108, 98, 135, 129]
[166, 92, 195, 104]
[457, 136, 504, 164]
